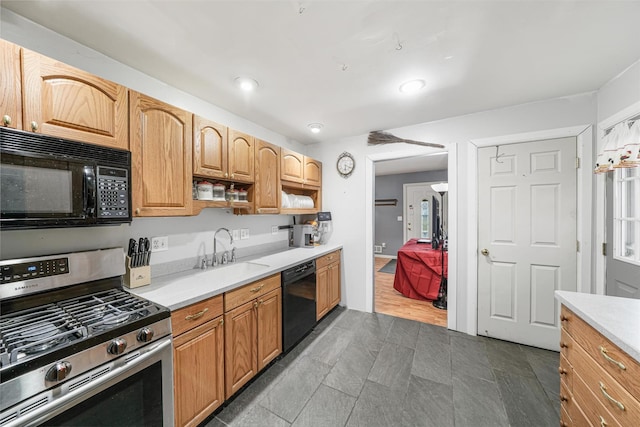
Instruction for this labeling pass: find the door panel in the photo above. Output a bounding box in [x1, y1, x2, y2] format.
[224, 301, 257, 398]
[478, 137, 577, 350]
[257, 288, 282, 370]
[403, 183, 439, 242]
[606, 170, 640, 298]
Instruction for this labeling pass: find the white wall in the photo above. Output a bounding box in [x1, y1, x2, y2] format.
[0, 9, 301, 266]
[597, 59, 640, 122]
[308, 93, 597, 333]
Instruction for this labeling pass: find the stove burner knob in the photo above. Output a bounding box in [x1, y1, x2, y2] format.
[46, 361, 72, 382]
[137, 327, 154, 343]
[107, 338, 128, 355]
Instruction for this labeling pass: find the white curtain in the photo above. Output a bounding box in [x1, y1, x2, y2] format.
[594, 119, 640, 173]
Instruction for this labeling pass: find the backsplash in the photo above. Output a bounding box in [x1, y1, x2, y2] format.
[0, 208, 293, 270]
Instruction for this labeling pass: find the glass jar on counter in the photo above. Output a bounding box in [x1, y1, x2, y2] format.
[212, 183, 226, 200]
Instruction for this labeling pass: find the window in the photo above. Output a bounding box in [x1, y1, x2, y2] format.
[614, 167, 640, 266]
[420, 199, 430, 238]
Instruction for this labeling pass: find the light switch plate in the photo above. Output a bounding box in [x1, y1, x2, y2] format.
[397, 216, 403, 221]
[232, 229, 240, 241]
[271, 226, 279, 235]
[240, 229, 249, 240]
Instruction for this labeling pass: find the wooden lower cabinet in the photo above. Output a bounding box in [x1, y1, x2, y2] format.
[560, 305, 640, 427]
[224, 275, 282, 399]
[316, 250, 341, 320]
[172, 296, 225, 427]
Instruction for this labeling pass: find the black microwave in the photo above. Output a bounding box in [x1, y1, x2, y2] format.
[0, 127, 132, 229]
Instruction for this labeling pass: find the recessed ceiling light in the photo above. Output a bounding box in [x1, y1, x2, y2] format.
[399, 79, 425, 94]
[234, 77, 259, 92]
[308, 123, 323, 134]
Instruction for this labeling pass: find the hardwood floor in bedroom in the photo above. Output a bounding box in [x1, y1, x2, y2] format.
[374, 256, 447, 327]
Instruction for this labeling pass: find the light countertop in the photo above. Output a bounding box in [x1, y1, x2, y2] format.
[129, 243, 342, 311]
[555, 291, 640, 362]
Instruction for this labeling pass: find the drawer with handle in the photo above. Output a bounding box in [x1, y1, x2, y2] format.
[571, 336, 640, 427]
[562, 307, 640, 398]
[316, 250, 340, 270]
[224, 273, 280, 312]
[171, 294, 224, 337]
[573, 371, 623, 427]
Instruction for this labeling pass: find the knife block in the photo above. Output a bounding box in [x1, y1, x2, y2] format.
[123, 256, 151, 289]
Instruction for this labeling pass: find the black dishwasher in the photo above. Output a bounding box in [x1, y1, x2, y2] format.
[282, 260, 316, 352]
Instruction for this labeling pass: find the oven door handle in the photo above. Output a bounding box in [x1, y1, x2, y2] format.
[83, 166, 97, 217]
[8, 337, 172, 427]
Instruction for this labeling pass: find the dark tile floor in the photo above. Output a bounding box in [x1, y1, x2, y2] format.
[205, 307, 560, 427]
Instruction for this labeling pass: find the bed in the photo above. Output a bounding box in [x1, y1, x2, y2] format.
[393, 238, 448, 301]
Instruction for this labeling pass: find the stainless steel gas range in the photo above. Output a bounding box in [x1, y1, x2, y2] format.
[0, 248, 173, 427]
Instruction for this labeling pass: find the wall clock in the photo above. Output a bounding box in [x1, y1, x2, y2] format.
[336, 151, 355, 178]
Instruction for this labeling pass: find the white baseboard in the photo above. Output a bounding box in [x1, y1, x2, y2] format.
[375, 255, 397, 259]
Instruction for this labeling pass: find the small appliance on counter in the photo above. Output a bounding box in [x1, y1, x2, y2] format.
[292, 224, 315, 248]
[314, 211, 333, 245]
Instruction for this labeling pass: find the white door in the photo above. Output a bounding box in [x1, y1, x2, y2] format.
[403, 183, 439, 243]
[477, 137, 577, 351]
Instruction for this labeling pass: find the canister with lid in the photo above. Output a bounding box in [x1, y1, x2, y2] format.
[196, 181, 214, 200]
[212, 183, 226, 200]
[226, 188, 239, 202]
[238, 189, 248, 202]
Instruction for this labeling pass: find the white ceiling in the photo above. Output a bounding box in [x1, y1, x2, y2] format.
[4, 1, 640, 147]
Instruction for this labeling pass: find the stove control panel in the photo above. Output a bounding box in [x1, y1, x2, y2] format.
[1, 257, 68, 284]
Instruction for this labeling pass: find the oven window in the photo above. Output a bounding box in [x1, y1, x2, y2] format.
[42, 362, 163, 427]
[0, 154, 85, 218]
[1, 164, 73, 213]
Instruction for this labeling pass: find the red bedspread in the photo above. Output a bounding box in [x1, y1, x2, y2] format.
[393, 238, 448, 301]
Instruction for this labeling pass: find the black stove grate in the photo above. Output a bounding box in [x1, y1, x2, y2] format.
[0, 289, 154, 369]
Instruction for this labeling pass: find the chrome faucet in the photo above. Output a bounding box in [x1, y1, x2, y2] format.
[213, 228, 234, 267]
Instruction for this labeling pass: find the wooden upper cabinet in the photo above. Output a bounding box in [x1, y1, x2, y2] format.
[21, 48, 128, 150]
[129, 91, 193, 216]
[228, 129, 254, 183]
[304, 157, 322, 187]
[281, 148, 322, 187]
[1, 40, 22, 129]
[193, 115, 228, 179]
[281, 148, 305, 184]
[254, 139, 281, 214]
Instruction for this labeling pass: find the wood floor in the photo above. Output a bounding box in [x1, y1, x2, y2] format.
[374, 256, 447, 327]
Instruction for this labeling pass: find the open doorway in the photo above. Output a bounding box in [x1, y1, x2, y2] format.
[373, 154, 448, 326]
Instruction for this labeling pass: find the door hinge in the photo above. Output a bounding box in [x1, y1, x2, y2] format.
[576, 157, 581, 169]
[602, 242, 607, 256]
[576, 240, 580, 252]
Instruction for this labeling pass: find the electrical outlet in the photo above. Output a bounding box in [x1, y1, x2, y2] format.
[240, 229, 249, 240]
[271, 226, 279, 235]
[381, 242, 387, 248]
[232, 229, 240, 241]
[151, 236, 169, 252]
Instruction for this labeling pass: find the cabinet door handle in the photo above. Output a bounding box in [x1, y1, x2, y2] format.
[599, 382, 625, 411]
[219, 318, 224, 326]
[558, 367, 567, 375]
[560, 394, 569, 402]
[599, 346, 626, 370]
[30, 121, 39, 131]
[185, 307, 208, 321]
[600, 416, 608, 427]
[560, 314, 569, 322]
[560, 341, 568, 349]
[250, 284, 264, 293]
[2, 115, 11, 126]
